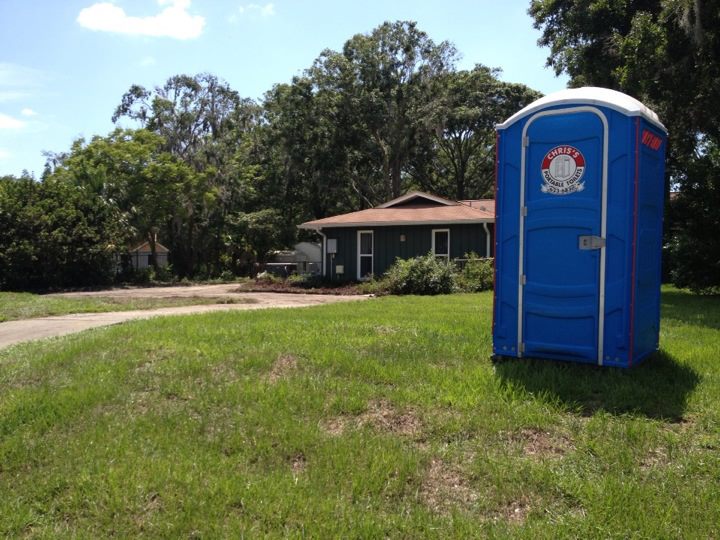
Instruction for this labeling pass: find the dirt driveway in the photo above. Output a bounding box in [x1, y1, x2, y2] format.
[0, 287, 367, 351]
[51, 283, 263, 299]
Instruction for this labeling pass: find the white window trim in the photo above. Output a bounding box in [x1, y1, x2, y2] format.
[357, 230, 374, 280]
[432, 228, 450, 260]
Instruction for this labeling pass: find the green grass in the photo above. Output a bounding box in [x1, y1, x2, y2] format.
[0, 292, 254, 322]
[0, 288, 718, 537]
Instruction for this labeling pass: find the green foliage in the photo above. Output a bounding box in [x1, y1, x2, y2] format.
[381, 252, 456, 295]
[230, 208, 284, 264]
[666, 141, 720, 293]
[111, 74, 264, 277]
[423, 66, 540, 199]
[456, 253, 494, 292]
[0, 174, 128, 290]
[371, 252, 495, 295]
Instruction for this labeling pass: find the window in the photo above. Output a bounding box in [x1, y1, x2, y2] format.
[432, 229, 450, 260]
[357, 230, 373, 280]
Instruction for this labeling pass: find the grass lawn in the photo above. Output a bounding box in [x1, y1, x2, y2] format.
[0, 292, 254, 322]
[0, 288, 718, 537]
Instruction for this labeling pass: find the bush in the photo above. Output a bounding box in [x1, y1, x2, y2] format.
[255, 271, 282, 284]
[381, 253, 456, 295]
[219, 270, 236, 282]
[0, 175, 127, 290]
[456, 254, 494, 292]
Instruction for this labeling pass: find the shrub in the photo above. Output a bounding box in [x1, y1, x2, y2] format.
[219, 270, 236, 282]
[381, 253, 456, 295]
[456, 253, 494, 292]
[255, 271, 282, 284]
[357, 277, 386, 295]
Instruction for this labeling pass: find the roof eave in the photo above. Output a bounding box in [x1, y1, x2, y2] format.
[298, 218, 494, 229]
[376, 191, 457, 208]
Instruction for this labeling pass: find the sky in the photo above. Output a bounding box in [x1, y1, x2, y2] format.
[0, 0, 568, 177]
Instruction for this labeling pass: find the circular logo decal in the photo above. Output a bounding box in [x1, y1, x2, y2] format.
[541, 145, 586, 195]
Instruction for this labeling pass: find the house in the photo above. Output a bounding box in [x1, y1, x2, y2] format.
[298, 191, 495, 280]
[127, 241, 170, 270]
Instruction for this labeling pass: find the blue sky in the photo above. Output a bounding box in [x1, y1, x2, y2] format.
[0, 0, 568, 177]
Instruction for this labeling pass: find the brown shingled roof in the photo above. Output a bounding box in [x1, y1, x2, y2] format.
[299, 195, 494, 229]
[459, 199, 495, 214]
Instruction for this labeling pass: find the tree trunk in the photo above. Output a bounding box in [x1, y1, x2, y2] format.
[391, 157, 402, 198]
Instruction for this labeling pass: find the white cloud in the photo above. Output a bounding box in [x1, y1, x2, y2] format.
[0, 113, 25, 129]
[232, 2, 275, 20]
[20, 108, 38, 117]
[140, 56, 157, 67]
[77, 0, 205, 40]
[0, 148, 10, 160]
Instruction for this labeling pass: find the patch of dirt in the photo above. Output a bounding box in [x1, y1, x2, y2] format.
[374, 325, 399, 335]
[126, 389, 193, 418]
[134, 492, 162, 531]
[640, 447, 671, 470]
[210, 362, 240, 384]
[134, 349, 175, 373]
[236, 280, 364, 296]
[357, 400, 422, 437]
[267, 354, 299, 383]
[495, 498, 531, 524]
[194, 296, 258, 305]
[509, 427, 574, 459]
[290, 453, 307, 476]
[420, 458, 478, 514]
[666, 415, 696, 432]
[320, 400, 422, 438]
[319, 416, 349, 437]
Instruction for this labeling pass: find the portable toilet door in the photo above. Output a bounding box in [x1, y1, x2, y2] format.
[493, 87, 667, 368]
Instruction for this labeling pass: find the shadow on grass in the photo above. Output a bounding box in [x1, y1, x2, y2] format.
[661, 290, 720, 330]
[494, 350, 699, 421]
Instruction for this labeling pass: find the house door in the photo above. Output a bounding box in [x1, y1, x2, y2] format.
[519, 108, 607, 363]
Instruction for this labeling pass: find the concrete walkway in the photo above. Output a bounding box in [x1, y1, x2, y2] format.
[0, 292, 366, 351]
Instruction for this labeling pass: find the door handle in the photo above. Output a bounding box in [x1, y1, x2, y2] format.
[578, 235, 605, 250]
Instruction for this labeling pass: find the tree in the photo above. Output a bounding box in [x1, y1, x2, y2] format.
[229, 209, 284, 265]
[112, 74, 263, 276]
[48, 129, 192, 272]
[311, 21, 458, 201]
[0, 174, 128, 290]
[423, 66, 541, 199]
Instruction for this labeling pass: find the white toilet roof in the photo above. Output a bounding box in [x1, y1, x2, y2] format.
[497, 87, 667, 133]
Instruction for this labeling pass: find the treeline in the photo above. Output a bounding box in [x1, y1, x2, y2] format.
[2, 11, 719, 292]
[1, 21, 540, 289]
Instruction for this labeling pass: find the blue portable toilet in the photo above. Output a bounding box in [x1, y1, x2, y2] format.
[493, 87, 667, 367]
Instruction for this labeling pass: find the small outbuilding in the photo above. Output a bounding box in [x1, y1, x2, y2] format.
[493, 87, 667, 367]
[127, 241, 170, 270]
[298, 191, 494, 280]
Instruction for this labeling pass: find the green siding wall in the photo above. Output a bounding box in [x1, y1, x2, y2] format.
[322, 223, 493, 280]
